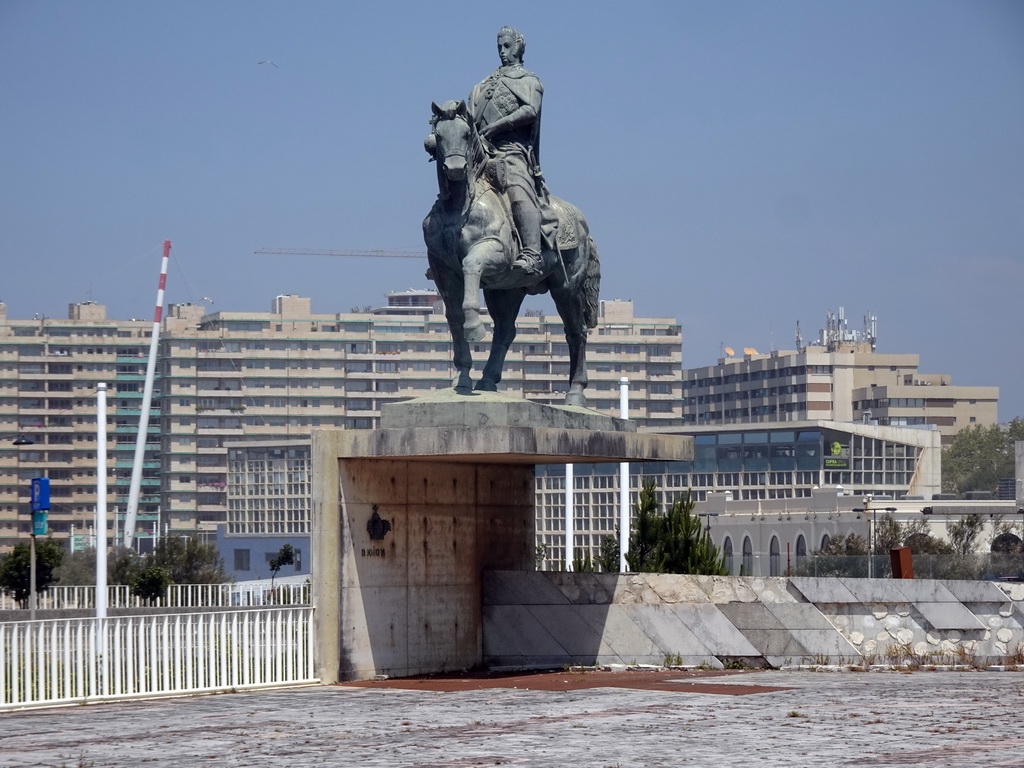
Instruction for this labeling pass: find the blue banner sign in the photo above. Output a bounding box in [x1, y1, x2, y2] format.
[32, 511, 47, 536]
[30, 477, 50, 512]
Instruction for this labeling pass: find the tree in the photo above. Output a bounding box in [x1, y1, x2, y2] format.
[572, 551, 596, 572]
[130, 565, 171, 604]
[942, 418, 1024, 496]
[53, 548, 96, 586]
[626, 481, 663, 572]
[872, 514, 904, 553]
[147, 536, 229, 584]
[805, 532, 869, 577]
[657, 492, 727, 574]
[0, 538, 65, 607]
[624, 480, 728, 575]
[946, 515, 985, 556]
[54, 545, 141, 586]
[819, 532, 868, 556]
[268, 543, 295, 590]
[595, 533, 620, 573]
[872, 513, 952, 555]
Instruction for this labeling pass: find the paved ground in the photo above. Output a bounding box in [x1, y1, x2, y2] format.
[1, 669, 1023, 767]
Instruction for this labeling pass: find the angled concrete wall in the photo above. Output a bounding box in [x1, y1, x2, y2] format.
[483, 572, 1024, 668]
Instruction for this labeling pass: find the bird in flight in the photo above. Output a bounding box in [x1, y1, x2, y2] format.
[257, 60, 278, 68]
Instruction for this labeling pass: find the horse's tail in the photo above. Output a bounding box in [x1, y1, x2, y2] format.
[582, 237, 601, 329]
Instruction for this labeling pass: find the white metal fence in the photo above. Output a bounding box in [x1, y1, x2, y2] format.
[1, 607, 317, 710]
[0, 582, 311, 611]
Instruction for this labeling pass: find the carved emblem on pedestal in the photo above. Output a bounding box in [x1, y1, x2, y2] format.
[367, 505, 392, 541]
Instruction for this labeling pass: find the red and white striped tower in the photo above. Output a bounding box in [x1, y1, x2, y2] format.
[124, 240, 170, 549]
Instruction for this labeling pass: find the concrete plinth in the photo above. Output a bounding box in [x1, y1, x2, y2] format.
[311, 392, 692, 683]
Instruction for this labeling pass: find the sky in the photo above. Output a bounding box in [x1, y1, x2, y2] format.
[2, 1, 1022, 419]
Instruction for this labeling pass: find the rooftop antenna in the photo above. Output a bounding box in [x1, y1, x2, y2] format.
[795, 320, 803, 351]
[863, 311, 877, 350]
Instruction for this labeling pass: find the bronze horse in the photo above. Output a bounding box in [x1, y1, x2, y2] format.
[422, 100, 600, 407]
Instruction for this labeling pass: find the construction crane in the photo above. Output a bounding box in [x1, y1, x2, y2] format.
[254, 247, 426, 259]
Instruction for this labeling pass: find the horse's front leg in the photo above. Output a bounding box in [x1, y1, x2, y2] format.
[430, 256, 474, 392]
[461, 240, 505, 343]
[477, 288, 526, 391]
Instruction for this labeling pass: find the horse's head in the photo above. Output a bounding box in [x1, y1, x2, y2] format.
[427, 100, 478, 183]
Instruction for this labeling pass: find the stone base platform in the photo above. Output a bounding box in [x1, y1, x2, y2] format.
[311, 392, 692, 683]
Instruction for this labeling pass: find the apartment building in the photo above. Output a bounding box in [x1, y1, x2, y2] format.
[679, 310, 998, 442]
[1, 292, 682, 549]
[0, 301, 161, 550]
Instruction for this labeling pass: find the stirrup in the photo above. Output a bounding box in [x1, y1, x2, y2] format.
[513, 252, 543, 276]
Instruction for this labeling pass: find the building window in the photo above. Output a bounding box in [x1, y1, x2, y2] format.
[742, 536, 753, 576]
[234, 549, 250, 571]
[769, 536, 780, 577]
[722, 537, 733, 575]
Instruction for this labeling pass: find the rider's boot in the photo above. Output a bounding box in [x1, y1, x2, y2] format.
[510, 201, 544, 277]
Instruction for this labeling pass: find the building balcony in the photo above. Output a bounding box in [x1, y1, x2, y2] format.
[114, 460, 161, 469]
[196, 430, 244, 440]
[114, 425, 161, 434]
[115, 408, 160, 417]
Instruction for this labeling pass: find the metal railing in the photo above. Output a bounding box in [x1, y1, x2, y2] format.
[0, 582, 311, 611]
[1, 607, 316, 709]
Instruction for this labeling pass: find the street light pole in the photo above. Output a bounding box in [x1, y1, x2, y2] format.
[96, 383, 108, 620]
[29, 533, 35, 621]
[619, 377, 630, 572]
[853, 495, 873, 578]
[29, 477, 50, 621]
[869, 497, 874, 578]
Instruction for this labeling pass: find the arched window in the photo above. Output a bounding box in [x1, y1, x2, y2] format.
[796, 534, 807, 568]
[769, 535, 781, 576]
[820, 533, 831, 551]
[742, 536, 753, 576]
[723, 536, 734, 575]
[992, 532, 1023, 553]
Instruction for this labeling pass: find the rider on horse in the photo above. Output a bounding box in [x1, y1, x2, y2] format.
[467, 26, 553, 277]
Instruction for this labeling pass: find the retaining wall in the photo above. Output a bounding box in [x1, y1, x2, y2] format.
[482, 572, 1024, 669]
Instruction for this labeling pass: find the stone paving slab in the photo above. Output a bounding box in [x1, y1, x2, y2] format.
[2, 671, 1023, 767]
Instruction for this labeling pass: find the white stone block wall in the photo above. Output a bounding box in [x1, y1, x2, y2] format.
[483, 573, 1024, 669]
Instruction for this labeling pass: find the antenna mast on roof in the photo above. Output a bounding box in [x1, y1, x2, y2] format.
[863, 311, 878, 350]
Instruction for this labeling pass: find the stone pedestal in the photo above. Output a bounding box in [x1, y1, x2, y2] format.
[311, 391, 692, 683]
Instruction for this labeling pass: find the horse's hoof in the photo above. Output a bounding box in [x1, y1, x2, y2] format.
[565, 392, 586, 408]
[464, 322, 486, 343]
[474, 381, 498, 392]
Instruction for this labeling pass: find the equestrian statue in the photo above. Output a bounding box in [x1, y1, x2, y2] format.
[422, 26, 600, 407]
